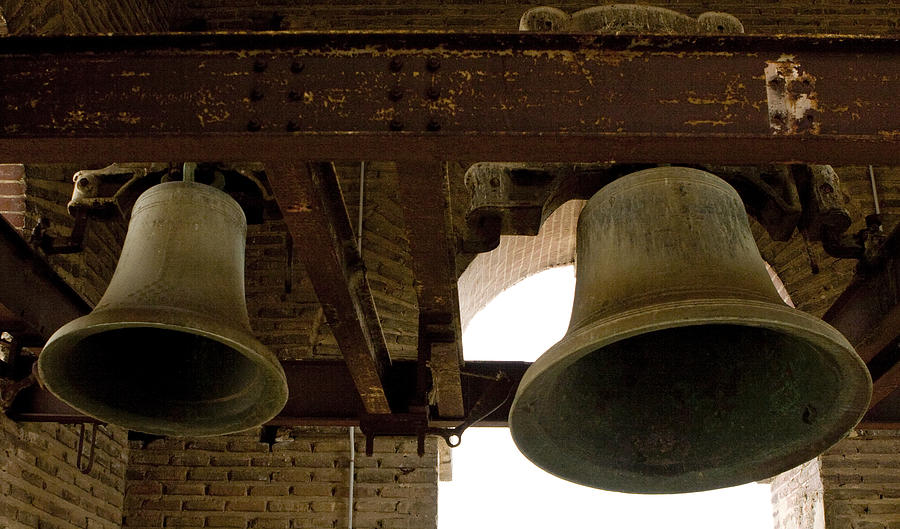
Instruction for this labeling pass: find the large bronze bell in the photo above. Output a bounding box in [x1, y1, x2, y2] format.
[38, 181, 288, 436]
[508, 167, 872, 493]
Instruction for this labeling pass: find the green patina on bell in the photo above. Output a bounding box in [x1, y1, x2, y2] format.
[39, 181, 288, 436]
[509, 167, 871, 493]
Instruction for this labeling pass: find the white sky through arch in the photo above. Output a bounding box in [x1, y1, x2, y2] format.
[438, 265, 775, 529]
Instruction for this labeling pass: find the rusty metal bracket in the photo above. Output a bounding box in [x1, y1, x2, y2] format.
[76, 423, 97, 474]
[0, 336, 37, 412]
[425, 371, 515, 448]
[69, 163, 169, 220]
[463, 163, 805, 252]
[358, 370, 515, 456]
[30, 211, 88, 255]
[67, 162, 277, 224]
[359, 412, 430, 457]
[790, 164, 886, 262]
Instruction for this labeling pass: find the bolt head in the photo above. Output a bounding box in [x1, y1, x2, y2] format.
[389, 57, 404, 72]
[388, 87, 404, 101]
[389, 120, 404, 131]
[426, 57, 441, 72]
[427, 119, 441, 131]
[247, 119, 262, 131]
[291, 61, 305, 74]
[253, 59, 268, 73]
[426, 87, 440, 100]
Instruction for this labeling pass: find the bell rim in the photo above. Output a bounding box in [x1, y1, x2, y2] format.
[38, 306, 288, 437]
[508, 297, 872, 493]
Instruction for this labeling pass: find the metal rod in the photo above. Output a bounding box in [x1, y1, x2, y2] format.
[348, 427, 356, 529]
[869, 165, 884, 232]
[76, 423, 97, 474]
[357, 162, 365, 255]
[870, 165, 882, 215]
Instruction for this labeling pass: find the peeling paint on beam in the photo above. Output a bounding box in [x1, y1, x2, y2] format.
[2, 33, 900, 164]
[267, 162, 393, 415]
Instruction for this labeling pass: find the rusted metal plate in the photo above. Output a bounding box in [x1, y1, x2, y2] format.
[1, 33, 900, 163]
[267, 162, 393, 415]
[0, 216, 91, 344]
[396, 162, 465, 419]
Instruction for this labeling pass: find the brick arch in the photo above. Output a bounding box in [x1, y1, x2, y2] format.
[458, 199, 583, 330]
[459, 192, 805, 330]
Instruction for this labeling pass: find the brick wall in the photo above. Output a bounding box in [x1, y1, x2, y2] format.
[820, 430, 900, 529]
[775, 430, 900, 529]
[124, 427, 439, 529]
[457, 200, 582, 329]
[0, 417, 129, 529]
[178, 0, 900, 34]
[0, 0, 177, 34]
[0, 164, 25, 230]
[772, 459, 826, 529]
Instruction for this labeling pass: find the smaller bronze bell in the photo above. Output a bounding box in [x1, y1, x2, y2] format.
[38, 182, 288, 436]
[508, 167, 871, 493]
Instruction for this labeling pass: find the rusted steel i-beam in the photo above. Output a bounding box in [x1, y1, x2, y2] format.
[396, 162, 465, 419]
[10, 360, 528, 427]
[267, 162, 393, 415]
[825, 227, 900, 410]
[0, 216, 90, 344]
[3, 33, 900, 164]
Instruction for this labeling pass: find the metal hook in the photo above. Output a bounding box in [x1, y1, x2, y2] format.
[76, 424, 97, 474]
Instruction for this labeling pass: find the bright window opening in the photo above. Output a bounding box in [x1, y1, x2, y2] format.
[439, 265, 775, 529]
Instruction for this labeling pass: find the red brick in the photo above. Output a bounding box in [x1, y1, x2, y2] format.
[208, 483, 248, 497]
[187, 468, 229, 481]
[249, 485, 290, 497]
[0, 181, 24, 195]
[143, 498, 183, 511]
[164, 515, 205, 527]
[127, 481, 163, 496]
[183, 498, 226, 511]
[225, 499, 267, 513]
[0, 164, 24, 180]
[163, 483, 207, 496]
[250, 517, 290, 529]
[0, 196, 25, 212]
[206, 514, 247, 528]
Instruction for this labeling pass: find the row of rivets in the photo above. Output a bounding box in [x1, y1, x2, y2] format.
[387, 56, 443, 132]
[247, 58, 306, 131]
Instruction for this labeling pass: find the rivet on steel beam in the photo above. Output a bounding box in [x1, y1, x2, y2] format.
[426, 87, 441, 100]
[389, 57, 404, 72]
[253, 59, 268, 73]
[247, 119, 262, 131]
[286, 120, 300, 132]
[288, 90, 303, 102]
[768, 76, 784, 89]
[250, 88, 264, 101]
[427, 119, 441, 131]
[771, 112, 786, 126]
[388, 87, 404, 101]
[426, 57, 441, 72]
[291, 61, 305, 74]
[389, 120, 404, 131]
